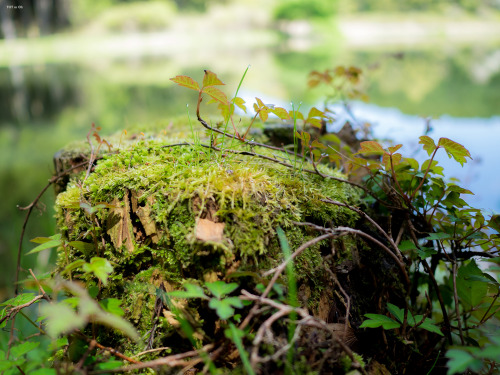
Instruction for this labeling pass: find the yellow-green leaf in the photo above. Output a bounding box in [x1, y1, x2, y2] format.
[202, 70, 225, 87]
[271, 107, 290, 120]
[203, 86, 228, 104]
[233, 97, 246, 113]
[289, 110, 304, 120]
[255, 97, 267, 109]
[419, 136, 437, 156]
[307, 107, 325, 119]
[306, 118, 323, 129]
[170, 75, 200, 91]
[258, 109, 269, 123]
[437, 137, 472, 166]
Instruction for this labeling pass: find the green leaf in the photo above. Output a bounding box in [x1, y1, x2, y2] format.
[306, 107, 325, 119]
[209, 299, 237, 320]
[405, 157, 419, 170]
[41, 303, 86, 337]
[425, 232, 451, 241]
[168, 283, 208, 299]
[99, 298, 125, 316]
[30, 369, 57, 375]
[27, 234, 61, 255]
[96, 360, 124, 370]
[398, 240, 417, 251]
[456, 260, 489, 307]
[225, 323, 256, 375]
[203, 86, 228, 104]
[446, 349, 483, 375]
[417, 247, 438, 259]
[419, 319, 444, 336]
[30, 235, 59, 244]
[170, 75, 200, 91]
[61, 260, 86, 275]
[488, 214, 500, 233]
[447, 185, 474, 195]
[1, 293, 36, 307]
[443, 191, 468, 208]
[49, 337, 68, 350]
[421, 159, 444, 175]
[82, 257, 113, 286]
[206, 281, 238, 299]
[93, 310, 141, 343]
[360, 314, 400, 329]
[419, 136, 437, 156]
[223, 296, 244, 308]
[10, 341, 40, 359]
[320, 133, 341, 144]
[0, 358, 24, 371]
[386, 303, 405, 323]
[202, 70, 225, 87]
[67, 241, 95, 255]
[438, 138, 472, 166]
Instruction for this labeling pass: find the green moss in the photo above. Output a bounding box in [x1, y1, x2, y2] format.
[54, 131, 361, 351]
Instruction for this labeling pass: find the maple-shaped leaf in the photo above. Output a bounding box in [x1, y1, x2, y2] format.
[296, 131, 311, 147]
[419, 136, 436, 156]
[357, 141, 385, 155]
[255, 97, 267, 109]
[233, 97, 246, 113]
[258, 109, 269, 122]
[203, 70, 225, 87]
[271, 107, 290, 120]
[203, 86, 228, 104]
[218, 102, 231, 121]
[388, 144, 402, 154]
[306, 118, 323, 129]
[289, 110, 304, 120]
[311, 139, 326, 149]
[170, 75, 200, 91]
[383, 153, 402, 170]
[437, 137, 472, 166]
[307, 107, 325, 119]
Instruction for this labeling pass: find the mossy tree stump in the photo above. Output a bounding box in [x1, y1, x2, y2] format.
[52, 132, 403, 370]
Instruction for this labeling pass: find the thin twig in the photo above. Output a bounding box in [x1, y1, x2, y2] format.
[88, 344, 216, 374]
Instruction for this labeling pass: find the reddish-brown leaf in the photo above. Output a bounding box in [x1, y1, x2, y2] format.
[357, 141, 385, 155]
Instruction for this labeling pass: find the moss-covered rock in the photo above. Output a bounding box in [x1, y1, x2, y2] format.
[54, 132, 361, 355]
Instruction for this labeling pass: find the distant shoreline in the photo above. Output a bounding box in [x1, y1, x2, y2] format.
[338, 18, 500, 47]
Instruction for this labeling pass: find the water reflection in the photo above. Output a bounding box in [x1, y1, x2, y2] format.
[330, 102, 500, 212]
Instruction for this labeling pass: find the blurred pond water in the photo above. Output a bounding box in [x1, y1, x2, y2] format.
[1, 36, 499, 295]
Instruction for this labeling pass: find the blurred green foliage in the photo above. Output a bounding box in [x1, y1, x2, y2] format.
[273, 0, 338, 20]
[337, 0, 500, 14]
